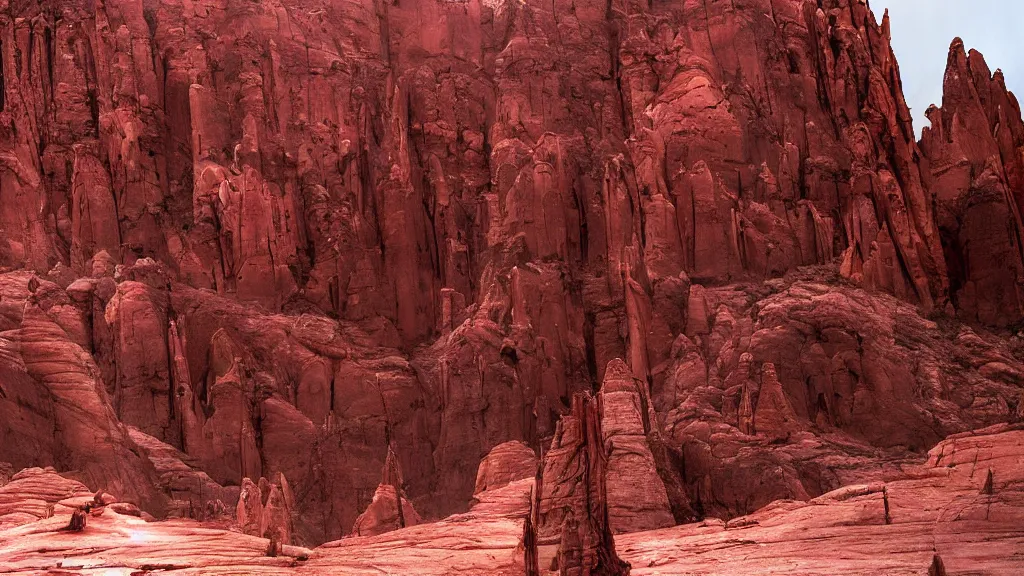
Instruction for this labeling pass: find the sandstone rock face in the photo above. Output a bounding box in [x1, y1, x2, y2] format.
[0, 1, 1021, 571]
[662, 277, 1024, 520]
[351, 446, 421, 537]
[0, 273, 166, 513]
[921, 39, 1024, 326]
[0, 467, 94, 531]
[127, 427, 237, 521]
[599, 359, 676, 534]
[752, 363, 801, 440]
[538, 391, 630, 575]
[474, 441, 538, 496]
[1, 425, 1023, 574]
[351, 484, 422, 538]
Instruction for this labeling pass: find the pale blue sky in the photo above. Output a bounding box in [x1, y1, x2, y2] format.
[873, 0, 1023, 136]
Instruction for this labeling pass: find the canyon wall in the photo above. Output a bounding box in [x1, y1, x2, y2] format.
[0, 0, 1021, 546]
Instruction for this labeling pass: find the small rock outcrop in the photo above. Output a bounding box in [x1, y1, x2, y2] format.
[0, 467, 95, 531]
[351, 446, 421, 537]
[752, 363, 801, 440]
[236, 474, 295, 545]
[474, 441, 538, 496]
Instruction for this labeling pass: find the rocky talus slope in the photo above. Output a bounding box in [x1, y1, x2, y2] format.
[0, 0, 1022, 572]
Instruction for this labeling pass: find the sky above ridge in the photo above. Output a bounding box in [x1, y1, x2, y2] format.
[872, 0, 1024, 136]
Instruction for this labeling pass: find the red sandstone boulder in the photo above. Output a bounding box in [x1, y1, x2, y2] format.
[474, 441, 538, 496]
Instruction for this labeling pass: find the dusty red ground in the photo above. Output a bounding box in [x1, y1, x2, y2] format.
[0, 0, 1022, 573]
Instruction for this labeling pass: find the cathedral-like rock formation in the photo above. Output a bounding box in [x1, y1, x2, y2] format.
[0, 1, 1020, 570]
[920, 39, 1024, 326]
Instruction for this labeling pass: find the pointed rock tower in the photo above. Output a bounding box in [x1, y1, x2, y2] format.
[538, 390, 630, 575]
[351, 445, 421, 537]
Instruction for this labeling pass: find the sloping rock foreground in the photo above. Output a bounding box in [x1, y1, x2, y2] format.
[1, 424, 1022, 575]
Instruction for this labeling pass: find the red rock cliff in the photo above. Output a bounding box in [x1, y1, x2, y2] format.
[0, 0, 1021, 548]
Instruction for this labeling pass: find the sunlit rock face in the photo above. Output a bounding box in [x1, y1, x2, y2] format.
[0, 1, 1022, 572]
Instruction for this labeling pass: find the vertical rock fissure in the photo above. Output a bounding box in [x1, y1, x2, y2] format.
[0, 40, 6, 113]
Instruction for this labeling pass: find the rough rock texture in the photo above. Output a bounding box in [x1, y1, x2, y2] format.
[127, 426, 238, 521]
[538, 391, 630, 575]
[920, 39, 1024, 326]
[0, 467, 95, 531]
[617, 424, 1024, 575]
[236, 473, 295, 544]
[0, 272, 166, 512]
[1, 424, 1023, 574]
[474, 440, 539, 496]
[350, 446, 421, 537]
[648, 273, 1024, 522]
[598, 359, 677, 534]
[0, 0, 1022, 570]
